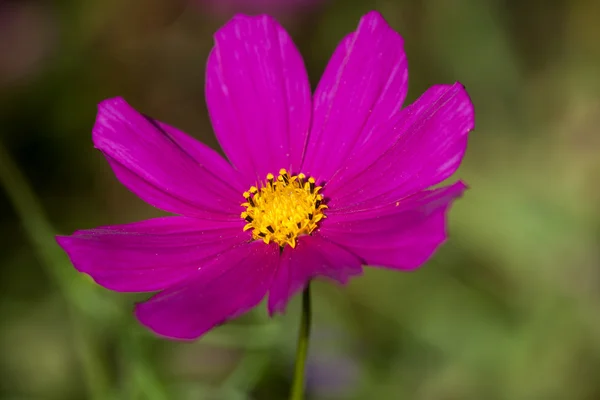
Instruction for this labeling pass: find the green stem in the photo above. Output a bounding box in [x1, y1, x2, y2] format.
[289, 283, 312, 400]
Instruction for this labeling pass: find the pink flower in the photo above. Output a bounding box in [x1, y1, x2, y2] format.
[57, 11, 474, 340]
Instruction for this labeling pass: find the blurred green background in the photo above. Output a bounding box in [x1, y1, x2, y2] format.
[1, 0, 600, 399]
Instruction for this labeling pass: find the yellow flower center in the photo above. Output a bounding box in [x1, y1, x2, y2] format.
[241, 169, 327, 248]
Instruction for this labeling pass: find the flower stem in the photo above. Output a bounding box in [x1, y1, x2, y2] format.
[290, 283, 312, 400]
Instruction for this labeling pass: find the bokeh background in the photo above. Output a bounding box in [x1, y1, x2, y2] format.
[1, 0, 600, 399]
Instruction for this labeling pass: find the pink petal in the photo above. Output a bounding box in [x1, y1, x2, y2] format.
[321, 182, 466, 270]
[93, 97, 244, 219]
[268, 234, 363, 315]
[302, 11, 408, 182]
[135, 241, 279, 340]
[326, 83, 474, 211]
[206, 14, 311, 182]
[56, 217, 249, 292]
[155, 120, 247, 192]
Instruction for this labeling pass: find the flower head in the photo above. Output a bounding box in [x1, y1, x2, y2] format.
[241, 169, 327, 248]
[57, 11, 474, 340]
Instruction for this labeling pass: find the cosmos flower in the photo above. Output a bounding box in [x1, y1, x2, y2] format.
[56, 11, 474, 340]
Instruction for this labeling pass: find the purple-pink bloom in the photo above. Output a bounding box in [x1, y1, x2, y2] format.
[57, 11, 474, 340]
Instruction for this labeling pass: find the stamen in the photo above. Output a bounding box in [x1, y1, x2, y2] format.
[240, 169, 327, 248]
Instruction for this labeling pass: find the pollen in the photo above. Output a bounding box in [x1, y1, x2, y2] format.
[240, 169, 327, 248]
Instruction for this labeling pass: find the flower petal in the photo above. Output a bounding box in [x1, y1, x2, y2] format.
[206, 14, 312, 182]
[135, 241, 279, 340]
[268, 234, 363, 315]
[154, 119, 247, 193]
[321, 182, 466, 270]
[326, 83, 474, 211]
[302, 11, 408, 182]
[93, 97, 243, 219]
[56, 217, 249, 292]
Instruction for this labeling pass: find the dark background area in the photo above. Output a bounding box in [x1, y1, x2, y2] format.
[1, 0, 600, 399]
